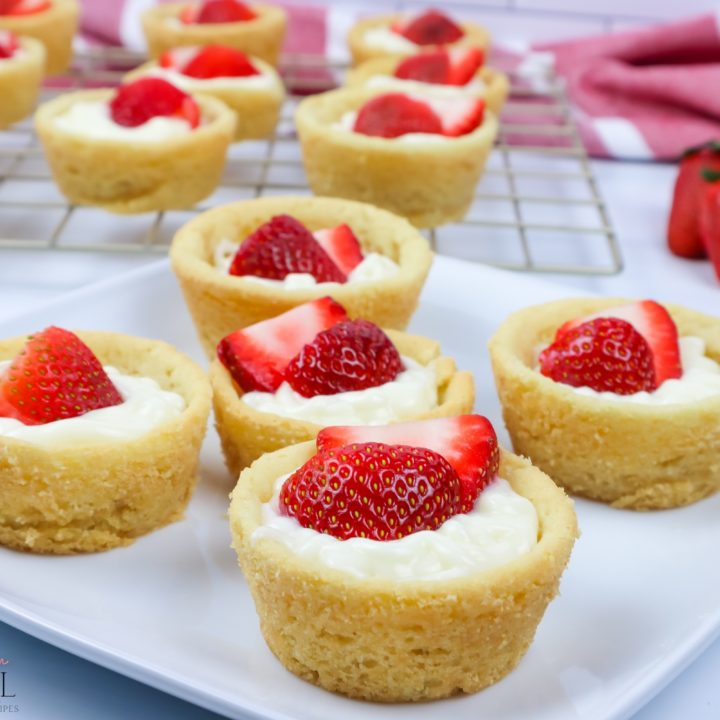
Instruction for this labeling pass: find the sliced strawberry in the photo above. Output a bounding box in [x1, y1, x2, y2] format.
[216, 297, 348, 392]
[229, 214, 346, 282]
[540, 317, 657, 395]
[317, 415, 499, 513]
[181, 45, 260, 79]
[557, 300, 682, 384]
[0, 0, 49, 16]
[699, 178, 720, 282]
[192, 0, 256, 24]
[110, 78, 201, 129]
[395, 50, 451, 84]
[0, 31, 19, 59]
[0, 327, 123, 426]
[423, 95, 484, 136]
[391, 9, 464, 46]
[280, 442, 462, 541]
[353, 92, 442, 139]
[179, 5, 197, 23]
[285, 319, 403, 397]
[158, 46, 197, 70]
[447, 47, 484, 85]
[312, 224, 363, 276]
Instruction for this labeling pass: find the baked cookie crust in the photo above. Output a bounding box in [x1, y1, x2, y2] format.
[295, 86, 498, 228]
[229, 443, 577, 701]
[489, 297, 720, 510]
[0, 332, 211, 555]
[170, 195, 434, 357]
[0, 37, 44, 130]
[211, 328, 475, 477]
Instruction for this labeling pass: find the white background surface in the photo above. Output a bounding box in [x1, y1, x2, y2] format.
[0, 158, 718, 718]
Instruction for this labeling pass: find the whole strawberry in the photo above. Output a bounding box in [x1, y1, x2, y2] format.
[539, 317, 657, 395]
[285, 319, 403, 397]
[0, 327, 123, 425]
[279, 442, 462, 541]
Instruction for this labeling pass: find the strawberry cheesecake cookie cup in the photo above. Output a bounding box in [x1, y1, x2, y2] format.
[295, 88, 498, 227]
[0, 327, 211, 554]
[230, 416, 577, 700]
[211, 298, 474, 476]
[346, 48, 509, 116]
[0, 0, 78, 75]
[0, 31, 44, 129]
[170, 196, 433, 357]
[35, 77, 235, 214]
[348, 8, 491, 67]
[489, 298, 720, 510]
[126, 45, 284, 141]
[142, 0, 287, 67]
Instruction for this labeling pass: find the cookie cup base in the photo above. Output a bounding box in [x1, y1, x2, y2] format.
[0, 38, 45, 129]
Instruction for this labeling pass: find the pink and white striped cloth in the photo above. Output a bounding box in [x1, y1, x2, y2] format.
[76, 3, 720, 160]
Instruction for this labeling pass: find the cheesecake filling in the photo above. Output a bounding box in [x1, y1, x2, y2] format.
[0, 362, 185, 445]
[365, 74, 486, 95]
[139, 65, 280, 91]
[362, 26, 418, 54]
[242, 356, 437, 425]
[253, 473, 538, 581]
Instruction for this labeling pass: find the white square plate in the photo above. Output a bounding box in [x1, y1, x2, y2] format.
[0, 257, 718, 720]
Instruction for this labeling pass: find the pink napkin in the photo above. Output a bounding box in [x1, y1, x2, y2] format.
[535, 14, 720, 160]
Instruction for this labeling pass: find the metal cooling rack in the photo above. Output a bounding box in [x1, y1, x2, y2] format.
[0, 48, 621, 274]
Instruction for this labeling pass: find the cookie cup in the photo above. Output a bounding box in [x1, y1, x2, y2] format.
[488, 298, 720, 510]
[0, 332, 212, 555]
[0, 0, 77, 75]
[295, 87, 499, 228]
[170, 195, 434, 357]
[34, 90, 236, 214]
[345, 56, 509, 115]
[141, 3, 287, 66]
[125, 56, 285, 141]
[0, 37, 45, 130]
[348, 14, 491, 67]
[229, 443, 577, 701]
[211, 329, 474, 477]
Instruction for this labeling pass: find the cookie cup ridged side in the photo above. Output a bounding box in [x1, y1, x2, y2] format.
[125, 56, 285, 141]
[34, 91, 235, 214]
[347, 14, 491, 67]
[0, 332, 212, 555]
[229, 443, 577, 701]
[211, 329, 475, 477]
[345, 56, 509, 115]
[141, 3, 287, 66]
[0, 0, 78, 75]
[488, 298, 720, 510]
[295, 87, 499, 228]
[170, 195, 433, 357]
[0, 37, 45, 130]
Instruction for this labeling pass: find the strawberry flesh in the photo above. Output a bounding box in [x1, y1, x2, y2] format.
[285, 319, 403, 397]
[279, 442, 462, 541]
[0, 0, 49, 16]
[110, 78, 200, 129]
[229, 214, 347, 282]
[313, 224, 364, 276]
[392, 9, 464, 46]
[423, 95, 485, 136]
[395, 50, 451, 84]
[0, 31, 19, 59]
[353, 92, 442, 138]
[317, 415, 499, 513]
[0, 327, 123, 426]
[557, 300, 682, 384]
[540, 317, 657, 395]
[182, 45, 260, 79]
[447, 47, 484, 85]
[699, 181, 720, 282]
[217, 297, 348, 392]
[182, 0, 257, 24]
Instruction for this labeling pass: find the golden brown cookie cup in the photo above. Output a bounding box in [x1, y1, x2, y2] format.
[125, 55, 284, 141]
[170, 195, 434, 358]
[0, 37, 45, 130]
[345, 55, 509, 115]
[229, 443, 577, 701]
[34, 90, 235, 214]
[295, 86, 499, 228]
[489, 298, 720, 510]
[0, 332, 211, 555]
[211, 329, 474, 477]
[0, 0, 77, 75]
[348, 13, 491, 67]
[141, 3, 287, 66]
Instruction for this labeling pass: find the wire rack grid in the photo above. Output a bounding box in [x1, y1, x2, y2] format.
[0, 48, 621, 275]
